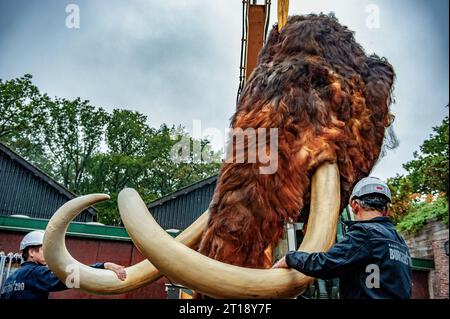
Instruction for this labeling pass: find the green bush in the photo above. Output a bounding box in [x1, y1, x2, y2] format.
[396, 197, 448, 234]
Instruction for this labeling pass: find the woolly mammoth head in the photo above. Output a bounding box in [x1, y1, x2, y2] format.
[198, 13, 397, 268]
[43, 14, 397, 298]
[240, 13, 396, 206]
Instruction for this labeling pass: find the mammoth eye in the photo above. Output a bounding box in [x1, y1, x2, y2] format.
[311, 75, 328, 88]
[310, 67, 330, 88]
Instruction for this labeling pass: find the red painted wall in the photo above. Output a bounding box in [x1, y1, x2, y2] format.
[0, 230, 167, 299]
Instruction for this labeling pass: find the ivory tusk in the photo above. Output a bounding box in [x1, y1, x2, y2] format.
[118, 162, 340, 298]
[43, 194, 209, 295]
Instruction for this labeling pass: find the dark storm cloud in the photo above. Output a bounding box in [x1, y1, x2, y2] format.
[0, 0, 241, 131]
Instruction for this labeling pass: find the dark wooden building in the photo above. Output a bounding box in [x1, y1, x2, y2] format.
[148, 175, 217, 231]
[0, 142, 219, 298]
[0, 143, 95, 222]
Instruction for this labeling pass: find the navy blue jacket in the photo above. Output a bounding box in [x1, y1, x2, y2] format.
[286, 217, 412, 299]
[0, 261, 105, 299]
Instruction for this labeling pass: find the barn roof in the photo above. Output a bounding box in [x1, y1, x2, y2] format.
[148, 175, 217, 231]
[0, 142, 95, 222]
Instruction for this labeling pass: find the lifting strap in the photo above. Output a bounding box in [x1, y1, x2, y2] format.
[278, 0, 289, 31]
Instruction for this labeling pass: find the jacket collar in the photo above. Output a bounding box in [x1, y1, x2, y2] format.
[343, 216, 392, 227]
[21, 261, 46, 267]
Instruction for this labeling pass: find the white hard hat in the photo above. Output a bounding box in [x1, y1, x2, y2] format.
[20, 230, 45, 251]
[350, 177, 392, 202]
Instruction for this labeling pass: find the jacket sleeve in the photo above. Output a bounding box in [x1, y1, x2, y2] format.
[285, 224, 372, 279]
[90, 262, 105, 269]
[32, 263, 106, 292]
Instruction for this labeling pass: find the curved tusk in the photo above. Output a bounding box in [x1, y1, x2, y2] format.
[118, 162, 340, 298]
[43, 194, 210, 295]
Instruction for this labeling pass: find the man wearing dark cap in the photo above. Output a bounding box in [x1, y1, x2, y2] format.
[272, 177, 412, 299]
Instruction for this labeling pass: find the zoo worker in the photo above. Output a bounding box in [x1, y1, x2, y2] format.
[272, 177, 412, 299]
[1, 230, 127, 299]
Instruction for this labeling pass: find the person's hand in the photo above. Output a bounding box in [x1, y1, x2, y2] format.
[271, 256, 288, 269]
[104, 262, 127, 281]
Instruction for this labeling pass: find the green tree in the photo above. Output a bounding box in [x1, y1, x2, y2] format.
[388, 107, 449, 231]
[0, 74, 44, 139]
[83, 110, 155, 225]
[41, 97, 109, 193]
[0, 74, 222, 225]
[403, 111, 449, 198]
[0, 74, 52, 170]
[144, 124, 221, 197]
[106, 109, 153, 156]
[397, 196, 448, 234]
[387, 174, 416, 224]
[81, 113, 222, 225]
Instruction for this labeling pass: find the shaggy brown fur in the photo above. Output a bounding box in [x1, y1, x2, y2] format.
[198, 14, 396, 269]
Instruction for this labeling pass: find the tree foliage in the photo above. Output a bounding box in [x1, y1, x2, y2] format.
[403, 112, 449, 198]
[388, 107, 448, 230]
[0, 74, 45, 139]
[41, 98, 109, 193]
[396, 196, 448, 234]
[0, 75, 221, 225]
[387, 174, 416, 223]
[0, 74, 52, 171]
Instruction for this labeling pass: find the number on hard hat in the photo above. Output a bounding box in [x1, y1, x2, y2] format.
[20, 230, 45, 251]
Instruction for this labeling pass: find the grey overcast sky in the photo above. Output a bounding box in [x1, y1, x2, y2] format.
[0, 0, 448, 180]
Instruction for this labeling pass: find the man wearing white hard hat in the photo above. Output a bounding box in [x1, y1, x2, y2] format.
[273, 177, 412, 299]
[1, 230, 127, 299]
